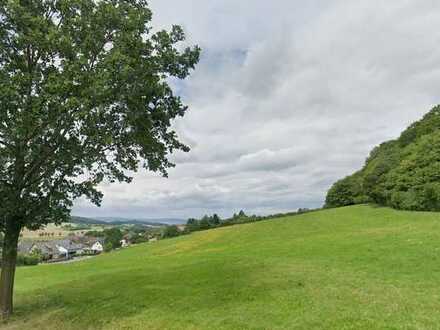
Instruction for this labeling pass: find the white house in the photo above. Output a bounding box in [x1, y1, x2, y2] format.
[56, 245, 69, 259]
[91, 241, 103, 253]
[120, 239, 129, 248]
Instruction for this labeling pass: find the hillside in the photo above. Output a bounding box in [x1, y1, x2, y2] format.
[326, 105, 440, 211]
[6, 205, 440, 329]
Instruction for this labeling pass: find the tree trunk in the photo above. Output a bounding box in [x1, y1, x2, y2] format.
[0, 221, 21, 320]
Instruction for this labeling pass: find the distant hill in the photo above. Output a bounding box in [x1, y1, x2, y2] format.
[70, 216, 107, 225]
[70, 216, 184, 226]
[93, 217, 184, 226]
[326, 104, 440, 211]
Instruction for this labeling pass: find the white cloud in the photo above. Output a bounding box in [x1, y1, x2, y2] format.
[74, 0, 440, 219]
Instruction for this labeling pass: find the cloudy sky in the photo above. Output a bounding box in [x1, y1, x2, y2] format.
[73, 0, 440, 220]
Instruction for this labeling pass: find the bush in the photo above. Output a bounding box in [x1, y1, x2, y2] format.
[103, 228, 123, 250]
[185, 218, 200, 232]
[325, 173, 363, 208]
[103, 242, 113, 253]
[130, 235, 148, 244]
[161, 225, 181, 239]
[16, 253, 40, 266]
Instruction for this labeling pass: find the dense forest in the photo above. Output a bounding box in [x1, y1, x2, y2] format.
[326, 105, 440, 211]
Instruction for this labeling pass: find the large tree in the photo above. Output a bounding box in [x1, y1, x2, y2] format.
[0, 0, 200, 318]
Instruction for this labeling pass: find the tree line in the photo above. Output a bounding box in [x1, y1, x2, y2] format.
[161, 208, 313, 239]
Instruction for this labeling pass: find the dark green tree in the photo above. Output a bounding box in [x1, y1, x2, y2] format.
[0, 0, 200, 317]
[238, 210, 246, 217]
[103, 228, 123, 250]
[161, 225, 180, 238]
[210, 213, 221, 226]
[185, 218, 199, 232]
[103, 241, 113, 253]
[199, 216, 210, 230]
[325, 174, 360, 208]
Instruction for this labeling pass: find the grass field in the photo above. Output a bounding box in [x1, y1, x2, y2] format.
[5, 205, 440, 329]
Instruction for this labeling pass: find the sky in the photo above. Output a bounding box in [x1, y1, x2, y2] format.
[73, 0, 440, 220]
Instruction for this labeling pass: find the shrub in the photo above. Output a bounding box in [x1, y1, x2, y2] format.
[103, 242, 113, 253]
[16, 253, 40, 266]
[325, 174, 362, 208]
[161, 225, 181, 239]
[103, 228, 123, 250]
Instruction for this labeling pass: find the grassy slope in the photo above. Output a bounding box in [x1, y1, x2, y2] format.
[6, 205, 440, 329]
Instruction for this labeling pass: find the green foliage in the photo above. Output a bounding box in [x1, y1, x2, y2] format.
[325, 105, 440, 211]
[129, 234, 148, 245]
[185, 218, 200, 232]
[211, 214, 221, 226]
[325, 172, 367, 208]
[161, 225, 180, 239]
[185, 214, 219, 232]
[84, 230, 104, 237]
[63, 223, 91, 231]
[397, 106, 440, 147]
[103, 228, 123, 250]
[0, 0, 200, 232]
[199, 216, 211, 230]
[184, 208, 317, 234]
[16, 253, 40, 266]
[231, 211, 250, 224]
[362, 141, 400, 204]
[103, 242, 113, 253]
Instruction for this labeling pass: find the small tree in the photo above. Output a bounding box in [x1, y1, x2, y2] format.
[103, 242, 113, 253]
[103, 228, 123, 250]
[185, 218, 199, 232]
[161, 225, 180, 239]
[210, 214, 221, 226]
[199, 216, 210, 230]
[0, 0, 200, 318]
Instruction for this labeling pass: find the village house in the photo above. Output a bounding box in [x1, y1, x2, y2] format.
[90, 239, 104, 253]
[17, 237, 104, 262]
[78, 237, 105, 254]
[17, 241, 36, 255]
[18, 241, 71, 261]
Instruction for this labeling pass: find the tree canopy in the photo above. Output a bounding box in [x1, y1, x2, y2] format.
[325, 105, 440, 211]
[0, 0, 200, 230]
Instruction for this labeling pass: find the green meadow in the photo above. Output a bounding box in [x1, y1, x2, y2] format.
[5, 205, 440, 329]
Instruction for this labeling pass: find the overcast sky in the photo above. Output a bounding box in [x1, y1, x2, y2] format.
[73, 0, 440, 220]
